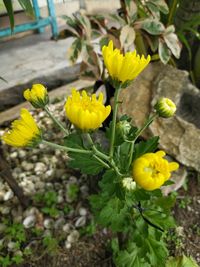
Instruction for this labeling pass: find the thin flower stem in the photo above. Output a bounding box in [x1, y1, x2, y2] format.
[133, 113, 158, 143]
[44, 106, 69, 136]
[127, 141, 135, 170]
[42, 140, 91, 154]
[85, 133, 123, 176]
[109, 87, 121, 158]
[93, 155, 110, 169]
[127, 114, 158, 170]
[84, 133, 110, 161]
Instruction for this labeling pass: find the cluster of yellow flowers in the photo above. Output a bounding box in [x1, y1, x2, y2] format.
[1, 40, 179, 191]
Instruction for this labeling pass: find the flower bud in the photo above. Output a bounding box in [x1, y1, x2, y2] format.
[116, 120, 131, 138]
[154, 98, 176, 118]
[122, 177, 136, 191]
[24, 84, 49, 109]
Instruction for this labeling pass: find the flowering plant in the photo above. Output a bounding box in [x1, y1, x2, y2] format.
[2, 41, 179, 266]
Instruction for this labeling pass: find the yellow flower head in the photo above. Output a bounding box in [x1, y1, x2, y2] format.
[132, 151, 179, 191]
[102, 40, 151, 84]
[65, 89, 111, 130]
[24, 84, 49, 108]
[154, 98, 176, 118]
[2, 109, 41, 147]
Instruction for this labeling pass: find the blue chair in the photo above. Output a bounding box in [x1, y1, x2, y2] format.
[0, 0, 58, 39]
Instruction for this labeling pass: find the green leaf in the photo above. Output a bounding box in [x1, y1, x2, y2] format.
[141, 19, 165, 35]
[159, 40, 171, 64]
[98, 197, 128, 231]
[133, 136, 159, 159]
[166, 255, 199, 267]
[149, 0, 169, 14]
[145, 236, 168, 266]
[115, 243, 151, 267]
[68, 38, 82, 63]
[68, 153, 104, 175]
[164, 32, 181, 58]
[3, 0, 14, 30]
[18, 0, 34, 17]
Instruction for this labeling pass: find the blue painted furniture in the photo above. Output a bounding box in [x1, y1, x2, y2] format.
[0, 0, 58, 39]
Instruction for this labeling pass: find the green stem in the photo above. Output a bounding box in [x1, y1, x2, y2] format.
[92, 155, 110, 169]
[133, 113, 158, 142]
[167, 0, 178, 26]
[127, 141, 135, 170]
[42, 140, 91, 154]
[84, 133, 110, 161]
[44, 106, 69, 136]
[109, 87, 121, 159]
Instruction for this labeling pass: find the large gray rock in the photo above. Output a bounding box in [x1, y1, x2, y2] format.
[119, 62, 200, 172]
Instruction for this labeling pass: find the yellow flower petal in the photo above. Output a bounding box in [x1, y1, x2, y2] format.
[2, 109, 41, 147]
[132, 150, 179, 191]
[65, 89, 111, 131]
[102, 40, 151, 83]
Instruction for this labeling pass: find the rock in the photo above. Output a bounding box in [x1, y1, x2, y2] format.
[21, 161, 34, 171]
[10, 151, 18, 159]
[7, 241, 17, 251]
[3, 190, 14, 201]
[23, 215, 36, 228]
[34, 162, 47, 174]
[54, 218, 65, 230]
[1, 206, 10, 214]
[79, 207, 87, 216]
[44, 218, 54, 229]
[67, 230, 80, 243]
[119, 62, 200, 174]
[0, 223, 6, 233]
[65, 240, 72, 249]
[62, 223, 71, 233]
[18, 150, 26, 159]
[75, 216, 86, 228]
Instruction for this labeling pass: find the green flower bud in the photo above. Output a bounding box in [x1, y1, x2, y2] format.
[122, 177, 136, 191]
[154, 98, 176, 118]
[116, 120, 131, 138]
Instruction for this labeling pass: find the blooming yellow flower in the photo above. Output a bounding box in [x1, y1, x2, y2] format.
[24, 84, 49, 108]
[65, 89, 111, 130]
[2, 109, 41, 147]
[132, 151, 179, 191]
[102, 40, 151, 83]
[154, 98, 176, 118]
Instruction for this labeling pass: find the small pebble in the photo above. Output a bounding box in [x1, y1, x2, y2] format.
[23, 215, 36, 228]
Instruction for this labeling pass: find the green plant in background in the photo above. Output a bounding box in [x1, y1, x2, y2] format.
[60, 0, 181, 81]
[2, 0, 34, 30]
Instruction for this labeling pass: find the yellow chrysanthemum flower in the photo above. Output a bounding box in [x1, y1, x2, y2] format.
[65, 89, 111, 130]
[132, 151, 179, 191]
[24, 84, 49, 108]
[102, 40, 151, 83]
[2, 109, 41, 147]
[154, 98, 176, 118]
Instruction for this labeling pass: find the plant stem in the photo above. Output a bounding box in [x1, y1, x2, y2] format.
[167, 0, 178, 26]
[44, 106, 69, 136]
[133, 113, 158, 142]
[42, 140, 91, 154]
[127, 141, 135, 170]
[109, 87, 121, 159]
[93, 155, 110, 169]
[84, 133, 110, 161]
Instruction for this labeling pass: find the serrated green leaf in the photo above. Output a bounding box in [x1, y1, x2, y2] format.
[145, 236, 168, 266]
[68, 153, 104, 175]
[141, 19, 165, 35]
[98, 197, 128, 231]
[133, 136, 159, 160]
[64, 133, 84, 150]
[3, 0, 14, 30]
